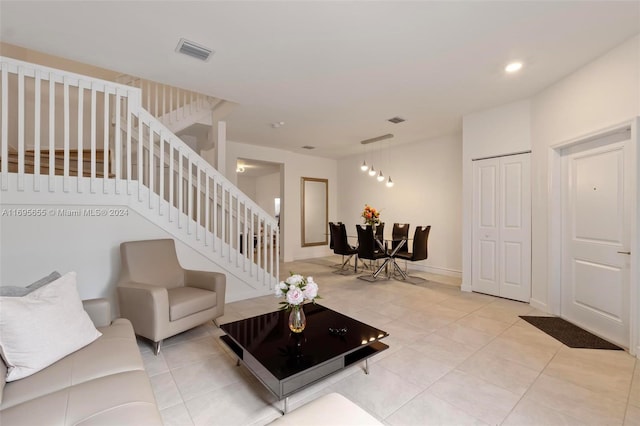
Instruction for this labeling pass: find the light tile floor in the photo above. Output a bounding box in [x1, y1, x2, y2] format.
[137, 257, 640, 425]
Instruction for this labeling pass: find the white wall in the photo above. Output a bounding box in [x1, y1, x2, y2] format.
[225, 141, 337, 262]
[255, 172, 281, 218]
[337, 133, 463, 276]
[237, 175, 257, 201]
[0, 204, 261, 317]
[461, 35, 639, 314]
[462, 100, 532, 290]
[530, 35, 639, 310]
[1, 42, 120, 81]
[236, 172, 280, 217]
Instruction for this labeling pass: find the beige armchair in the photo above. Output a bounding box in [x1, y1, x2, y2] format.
[117, 239, 226, 355]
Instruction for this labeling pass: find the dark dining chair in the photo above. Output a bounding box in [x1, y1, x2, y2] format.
[328, 221, 341, 250]
[330, 222, 358, 273]
[391, 223, 410, 255]
[328, 221, 342, 268]
[356, 225, 387, 275]
[375, 222, 385, 242]
[394, 226, 431, 281]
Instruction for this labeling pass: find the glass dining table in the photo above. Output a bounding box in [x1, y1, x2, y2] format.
[371, 237, 408, 280]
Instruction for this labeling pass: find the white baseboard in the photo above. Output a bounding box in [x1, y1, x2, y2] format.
[528, 298, 548, 312]
[410, 264, 462, 278]
[461, 284, 472, 293]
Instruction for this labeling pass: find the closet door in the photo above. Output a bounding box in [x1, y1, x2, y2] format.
[472, 158, 500, 296]
[498, 154, 531, 301]
[472, 153, 531, 302]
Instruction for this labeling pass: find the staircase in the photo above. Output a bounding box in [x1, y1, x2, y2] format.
[0, 57, 279, 298]
[116, 74, 225, 137]
[7, 148, 112, 177]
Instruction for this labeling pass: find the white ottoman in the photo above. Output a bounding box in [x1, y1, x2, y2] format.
[269, 393, 383, 426]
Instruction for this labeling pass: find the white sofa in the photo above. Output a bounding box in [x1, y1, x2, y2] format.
[0, 299, 162, 426]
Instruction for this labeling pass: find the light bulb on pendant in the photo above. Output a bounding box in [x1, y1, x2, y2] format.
[360, 160, 368, 171]
[377, 170, 384, 182]
[386, 176, 394, 187]
[368, 165, 376, 177]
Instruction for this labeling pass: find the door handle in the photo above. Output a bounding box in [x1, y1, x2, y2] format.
[617, 251, 631, 255]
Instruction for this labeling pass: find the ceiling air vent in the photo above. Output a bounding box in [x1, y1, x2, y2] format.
[388, 116, 406, 124]
[175, 38, 214, 62]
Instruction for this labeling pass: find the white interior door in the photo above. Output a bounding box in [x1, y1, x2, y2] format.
[499, 154, 531, 301]
[561, 137, 631, 347]
[472, 153, 531, 302]
[472, 158, 500, 296]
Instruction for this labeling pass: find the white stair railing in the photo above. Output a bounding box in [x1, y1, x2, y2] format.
[116, 75, 221, 134]
[0, 56, 278, 290]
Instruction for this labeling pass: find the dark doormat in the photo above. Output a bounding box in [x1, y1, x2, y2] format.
[519, 316, 623, 350]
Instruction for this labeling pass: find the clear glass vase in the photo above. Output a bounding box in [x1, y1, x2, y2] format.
[288, 305, 306, 333]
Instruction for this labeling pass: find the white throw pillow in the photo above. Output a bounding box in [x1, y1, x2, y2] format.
[0, 272, 102, 381]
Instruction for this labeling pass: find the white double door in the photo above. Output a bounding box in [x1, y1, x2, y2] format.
[472, 153, 531, 302]
[561, 134, 631, 347]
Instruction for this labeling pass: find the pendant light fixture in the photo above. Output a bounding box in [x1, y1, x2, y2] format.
[359, 133, 396, 187]
[361, 134, 393, 178]
[360, 144, 369, 172]
[385, 138, 393, 188]
[369, 144, 377, 176]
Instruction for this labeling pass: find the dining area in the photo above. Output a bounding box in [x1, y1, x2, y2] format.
[328, 205, 431, 284]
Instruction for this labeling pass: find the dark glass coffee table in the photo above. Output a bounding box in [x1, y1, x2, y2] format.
[220, 304, 389, 412]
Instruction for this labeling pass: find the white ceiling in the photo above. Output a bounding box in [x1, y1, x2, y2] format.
[1, 1, 639, 159]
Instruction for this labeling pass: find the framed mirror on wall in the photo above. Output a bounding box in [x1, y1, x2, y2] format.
[301, 177, 328, 247]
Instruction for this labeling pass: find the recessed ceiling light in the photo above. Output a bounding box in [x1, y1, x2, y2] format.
[271, 121, 285, 128]
[301, 146, 315, 150]
[388, 117, 405, 124]
[505, 62, 523, 73]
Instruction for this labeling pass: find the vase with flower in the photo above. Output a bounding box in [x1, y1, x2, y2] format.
[275, 273, 320, 333]
[361, 204, 381, 233]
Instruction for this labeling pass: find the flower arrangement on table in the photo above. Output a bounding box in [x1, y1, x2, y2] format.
[275, 273, 320, 309]
[275, 273, 320, 332]
[361, 204, 381, 226]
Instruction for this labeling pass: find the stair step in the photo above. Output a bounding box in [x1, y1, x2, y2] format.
[3, 150, 112, 178]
